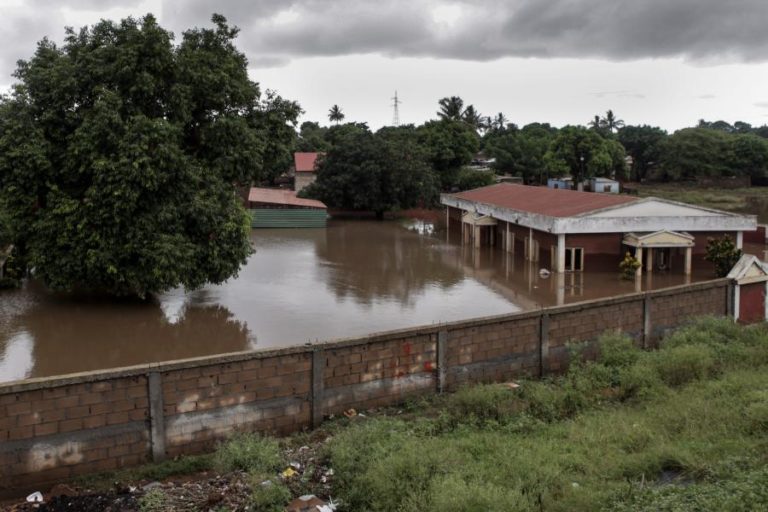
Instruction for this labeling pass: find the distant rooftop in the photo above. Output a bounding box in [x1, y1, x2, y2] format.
[294, 152, 321, 173]
[248, 187, 327, 209]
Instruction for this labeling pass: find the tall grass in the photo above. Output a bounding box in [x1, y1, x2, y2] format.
[323, 317, 768, 511]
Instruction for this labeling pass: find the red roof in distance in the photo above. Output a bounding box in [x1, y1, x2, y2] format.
[294, 152, 321, 173]
[451, 183, 637, 218]
[248, 188, 327, 209]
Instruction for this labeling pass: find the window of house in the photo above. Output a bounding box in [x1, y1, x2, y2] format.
[565, 247, 584, 271]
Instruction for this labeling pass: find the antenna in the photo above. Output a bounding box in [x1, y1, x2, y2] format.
[391, 90, 401, 126]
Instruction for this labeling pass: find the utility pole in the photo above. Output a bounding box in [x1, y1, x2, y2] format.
[391, 91, 401, 127]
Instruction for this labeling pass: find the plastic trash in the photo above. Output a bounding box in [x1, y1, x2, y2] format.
[343, 408, 357, 418]
[26, 491, 44, 503]
[281, 467, 297, 479]
[289, 461, 302, 470]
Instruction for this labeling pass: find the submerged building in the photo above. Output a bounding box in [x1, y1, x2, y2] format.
[441, 183, 756, 276]
[248, 187, 328, 228]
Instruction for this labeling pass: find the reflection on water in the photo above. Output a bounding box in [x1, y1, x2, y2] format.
[0, 219, 710, 382]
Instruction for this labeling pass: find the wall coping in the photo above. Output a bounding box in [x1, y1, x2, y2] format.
[0, 278, 731, 395]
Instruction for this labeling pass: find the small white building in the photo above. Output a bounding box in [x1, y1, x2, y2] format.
[590, 177, 620, 194]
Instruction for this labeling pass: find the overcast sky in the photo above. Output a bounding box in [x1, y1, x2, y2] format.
[2, 0, 768, 131]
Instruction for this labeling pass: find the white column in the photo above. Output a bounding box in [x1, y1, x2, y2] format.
[737, 231, 743, 250]
[505, 223, 511, 252]
[684, 246, 692, 275]
[635, 246, 643, 278]
[556, 234, 566, 273]
[474, 224, 480, 249]
[445, 207, 450, 241]
[646, 248, 654, 272]
[734, 284, 741, 322]
[528, 228, 534, 261]
[556, 272, 565, 305]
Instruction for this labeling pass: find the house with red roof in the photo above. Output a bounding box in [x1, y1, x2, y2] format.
[293, 152, 321, 194]
[441, 183, 756, 276]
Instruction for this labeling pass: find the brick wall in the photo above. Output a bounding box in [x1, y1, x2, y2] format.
[0, 279, 733, 497]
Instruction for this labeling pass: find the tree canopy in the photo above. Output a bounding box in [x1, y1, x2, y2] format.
[302, 125, 438, 218]
[545, 126, 626, 183]
[0, 14, 298, 296]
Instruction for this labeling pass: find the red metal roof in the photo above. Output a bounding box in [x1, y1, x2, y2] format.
[451, 183, 637, 218]
[294, 152, 320, 173]
[248, 188, 327, 209]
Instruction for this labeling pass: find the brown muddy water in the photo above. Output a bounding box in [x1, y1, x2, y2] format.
[0, 219, 710, 383]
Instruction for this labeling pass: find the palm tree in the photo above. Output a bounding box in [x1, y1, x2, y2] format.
[437, 96, 464, 121]
[462, 105, 484, 130]
[602, 110, 624, 133]
[328, 105, 345, 124]
[492, 112, 508, 131]
[589, 115, 603, 132]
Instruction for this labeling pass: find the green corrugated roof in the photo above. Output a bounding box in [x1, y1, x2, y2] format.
[250, 209, 327, 228]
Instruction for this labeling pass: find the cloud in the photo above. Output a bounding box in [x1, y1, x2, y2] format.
[591, 90, 646, 99]
[3, 0, 768, 86]
[698, 94, 717, 99]
[755, 101, 768, 108]
[0, 0, 146, 86]
[162, 0, 768, 64]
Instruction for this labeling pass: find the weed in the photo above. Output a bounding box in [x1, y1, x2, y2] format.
[214, 432, 283, 474]
[249, 476, 291, 512]
[138, 488, 166, 512]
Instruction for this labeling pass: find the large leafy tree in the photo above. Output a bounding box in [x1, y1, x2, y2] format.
[544, 126, 626, 183]
[254, 90, 302, 185]
[658, 128, 731, 180]
[303, 125, 438, 218]
[618, 125, 667, 181]
[0, 14, 294, 296]
[296, 121, 330, 152]
[418, 119, 479, 189]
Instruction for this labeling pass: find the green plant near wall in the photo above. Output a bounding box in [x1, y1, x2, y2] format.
[704, 235, 743, 277]
[619, 252, 641, 279]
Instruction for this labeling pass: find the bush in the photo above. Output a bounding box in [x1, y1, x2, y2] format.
[598, 331, 642, 369]
[213, 432, 283, 474]
[652, 345, 717, 387]
[616, 363, 664, 401]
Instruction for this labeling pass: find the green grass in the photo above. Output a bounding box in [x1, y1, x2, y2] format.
[635, 184, 768, 214]
[320, 317, 768, 511]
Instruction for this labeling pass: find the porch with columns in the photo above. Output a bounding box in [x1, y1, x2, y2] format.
[623, 230, 695, 277]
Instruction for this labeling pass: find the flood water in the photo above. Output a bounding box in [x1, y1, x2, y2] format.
[0, 219, 712, 382]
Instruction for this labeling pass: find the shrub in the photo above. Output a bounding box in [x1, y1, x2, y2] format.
[619, 252, 641, 279]
[598, 331, 641, 369]
[213, 432, 283, 474]
[616, 363, 664, 401]
[652, 345, 716, 387]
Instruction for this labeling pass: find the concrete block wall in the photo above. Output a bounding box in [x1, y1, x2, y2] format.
[0, 278, 732, 497]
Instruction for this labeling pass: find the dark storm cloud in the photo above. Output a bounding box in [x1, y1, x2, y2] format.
[163, 0, 768, 64]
